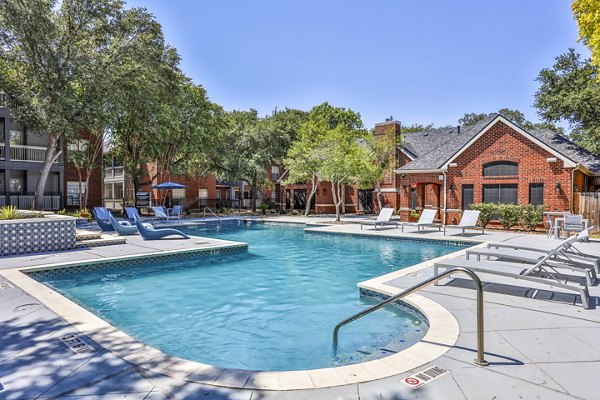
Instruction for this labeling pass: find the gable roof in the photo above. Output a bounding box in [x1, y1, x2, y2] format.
[396, 114, 600, 175]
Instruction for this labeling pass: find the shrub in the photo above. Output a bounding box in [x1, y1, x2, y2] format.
[497, 204, 524, 230]
[0, 206, 23, 220]
[79, 208, 92, 220]
[409, 210, 420, 221]
[291, 209, 300, 216]
[521, 204, 545, 231]
[470, 203, 497, 229]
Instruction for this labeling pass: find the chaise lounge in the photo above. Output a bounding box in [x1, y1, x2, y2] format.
[94, 207, 133, 232]
[399, 209, 442, 233]
[360, 208, 398, 230]
[135, 219, 190, 240]
[443, 210, 484, 236]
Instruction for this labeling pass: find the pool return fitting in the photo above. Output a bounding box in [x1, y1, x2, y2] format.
[333, 267, 489, 367]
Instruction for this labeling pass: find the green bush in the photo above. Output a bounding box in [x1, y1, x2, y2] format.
[0, 206, 22, 220]
[497, 204, 524, 230]
[470, 203, 497, 229]
[521, 204, 545, 231]
[409, 210, 420, 221]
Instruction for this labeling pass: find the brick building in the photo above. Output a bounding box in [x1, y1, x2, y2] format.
[276, 114, 600, 222]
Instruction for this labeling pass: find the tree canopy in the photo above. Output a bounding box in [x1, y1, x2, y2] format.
[572, 0, 600, 73]
[534, 49, 600, 155]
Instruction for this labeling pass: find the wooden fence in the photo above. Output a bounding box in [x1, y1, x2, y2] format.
[575, 192, 600, 233]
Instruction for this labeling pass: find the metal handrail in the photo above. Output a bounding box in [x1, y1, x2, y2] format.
[333, 267, 488, 366]
[203, 206, 220, 221]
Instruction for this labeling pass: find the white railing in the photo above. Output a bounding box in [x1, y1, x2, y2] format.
[8, 144, 59, 163]
[104, 166, 124, 179]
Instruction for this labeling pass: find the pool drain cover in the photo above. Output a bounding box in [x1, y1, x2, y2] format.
[59, 334, 95, 354]
[403, 366, 449, 389]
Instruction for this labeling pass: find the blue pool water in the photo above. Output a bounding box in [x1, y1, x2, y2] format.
[35, 221, 469, 371]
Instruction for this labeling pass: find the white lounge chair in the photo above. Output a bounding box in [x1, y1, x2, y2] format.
[483, 227, 599, 274]
[434, 242, 592, 308]
[465, 229, 598, 285]
[360, 208, 398, 230]
[443, 210, 484, 236]
[399, 209, 441, 233]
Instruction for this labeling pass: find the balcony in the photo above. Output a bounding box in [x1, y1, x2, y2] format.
[104, 166, 125, 180]
[0, 143, 60, 163]
[0, 193, 62, 210]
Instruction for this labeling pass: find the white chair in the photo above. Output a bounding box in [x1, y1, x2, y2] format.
[443, 210, 484, 236]
[562, 214, 584, 238]
[399, 209, 441, 232]
[360, 208, 398, 230]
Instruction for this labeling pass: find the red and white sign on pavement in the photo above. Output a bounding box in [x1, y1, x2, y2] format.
[402, 366, 449, 389]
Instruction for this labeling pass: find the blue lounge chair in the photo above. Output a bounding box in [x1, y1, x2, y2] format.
[153, 206, 171, 221]
[135, 219, 189, 240]
[170, 205, 183, 220]
[110, 214, 138, 236]
[125, 207, 143, 222]
[93, 207, 115, 231]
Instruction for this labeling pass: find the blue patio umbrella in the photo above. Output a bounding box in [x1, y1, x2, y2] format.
[151, 181, 188, 206]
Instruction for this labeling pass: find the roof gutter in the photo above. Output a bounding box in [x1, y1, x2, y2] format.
[395, 168, 446, 174]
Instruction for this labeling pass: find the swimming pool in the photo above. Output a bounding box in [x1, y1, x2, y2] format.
[33, 221, 470, 371]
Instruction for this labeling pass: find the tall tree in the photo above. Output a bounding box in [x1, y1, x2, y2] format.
[0, 0, 126, 209]
[284, 103, 363, 216]
[534, 49, 600, 155]
[109, 8, 182, 195]
[572, 0, 600, 72]
[213, 108, 305, 211]
[458, 112, 488, 126]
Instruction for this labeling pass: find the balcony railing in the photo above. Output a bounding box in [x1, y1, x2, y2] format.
[104, 166, 124, 179]
[0, 143, 60, 163]
[0, 193, 62, 211]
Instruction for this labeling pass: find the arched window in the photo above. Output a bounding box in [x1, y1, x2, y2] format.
[483, 161, 518, 177]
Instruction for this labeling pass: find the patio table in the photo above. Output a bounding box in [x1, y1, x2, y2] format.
[544, 211, 568, 239]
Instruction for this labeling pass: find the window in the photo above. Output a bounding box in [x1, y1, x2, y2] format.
[198, 188, 208, 206]
[271, 166, 280, 181]
[172, 188, 186, 200]
[9, 177, 23, 193]
[104, 184, 113, 198]
[462, 184, 474, 210]
[529, 183, 544, 205]
[483, 184, 518, 204]
[483, 161, 518, 177]
[67, 181, 86, 206]
[9, 128, 23, 145]
[410, 188, 417, 209]
[68, 139, 89, 152]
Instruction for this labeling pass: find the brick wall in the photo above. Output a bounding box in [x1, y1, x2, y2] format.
[63, 130, 102, 208]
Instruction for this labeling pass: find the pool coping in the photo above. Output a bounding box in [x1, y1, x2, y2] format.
[2, 229, 478, 391]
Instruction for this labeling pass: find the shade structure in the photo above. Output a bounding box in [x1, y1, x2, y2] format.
[151, 181, 188, 189]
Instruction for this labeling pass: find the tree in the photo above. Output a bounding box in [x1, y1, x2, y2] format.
[360, 128, 402, 211]
[401, 123, 434, 133]
[459, 112, 488, 126]
[66, 133, 104, 209]
[572, 0, 600, 72]
[534, 49, 600, 155]
[108, 8, 182, 195]
[213, 108, 305, 211]
[0, 0, 128, 209]
[284, 103, 363, 216]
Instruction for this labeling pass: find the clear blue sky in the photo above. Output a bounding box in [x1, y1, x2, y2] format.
[125, 0, 589, 129]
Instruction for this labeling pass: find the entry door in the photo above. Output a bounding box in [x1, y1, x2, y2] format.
[294, 190, 306, 210]
[462, 184, 474, 210]
[358, 189, 373, 212]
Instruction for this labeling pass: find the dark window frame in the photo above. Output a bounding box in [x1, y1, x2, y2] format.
[482, 161, 518, 177]
[483, 183, 518, 204]
[529, 183, 544, 205]
[462, 184, 474, 210]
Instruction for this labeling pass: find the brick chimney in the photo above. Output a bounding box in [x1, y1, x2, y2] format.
[374, 119, 401, 138]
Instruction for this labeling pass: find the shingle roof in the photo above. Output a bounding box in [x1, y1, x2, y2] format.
[530, 129, 600, 174]
[397, 114, 600, 175]
[398, 114, 499, 171]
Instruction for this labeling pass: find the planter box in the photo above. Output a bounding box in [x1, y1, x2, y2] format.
[0, 215, 76, 256]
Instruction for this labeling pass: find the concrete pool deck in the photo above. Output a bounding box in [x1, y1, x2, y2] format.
[1, 216, 599, 399]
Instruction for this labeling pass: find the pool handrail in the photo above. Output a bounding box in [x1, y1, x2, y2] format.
[332, 267, 488, 366]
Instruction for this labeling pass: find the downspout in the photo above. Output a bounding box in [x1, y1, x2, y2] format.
[443, 170, 447, 225]
[571, 167, 575, 214]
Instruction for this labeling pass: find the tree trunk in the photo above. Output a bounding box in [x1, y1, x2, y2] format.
[83, 169, 93, 210]
[331, 181, 340, 221]
[250, 176, 258, 212]
[341, 185, 346, 215]
[304, 174, 318, 216]
[34, 134, 61, 211]
[77, 168, 83, 211]
[375, 183, 383, 211]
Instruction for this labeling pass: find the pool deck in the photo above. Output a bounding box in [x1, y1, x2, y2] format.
[1, 215, 599, 399]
